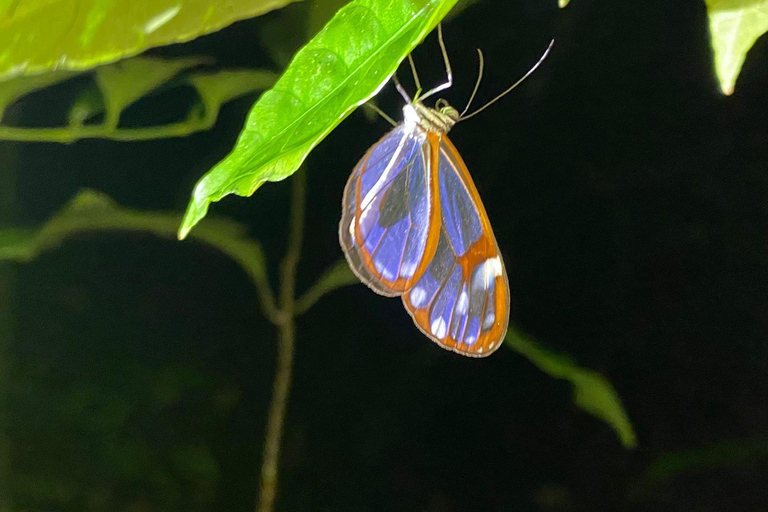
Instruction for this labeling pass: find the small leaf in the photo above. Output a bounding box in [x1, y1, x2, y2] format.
[0, 0, 299, 81]
[178, 0, 459, 239]
[0, 189, 278, 323]
[94, 56, 209, 127]
[643, 436, 768, 482]
[629, 436, 768, 500]
[68, 84, 106, 127]
[506, 327, 637, 448]
[559, 0, 570, 7]
[295, 259, 360, 314]
[706, 0, 768, 95]
[187, 70, 279, 119]
[0, 71, 80, 119]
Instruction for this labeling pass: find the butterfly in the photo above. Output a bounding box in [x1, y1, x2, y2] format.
[340, 27, 552, 357]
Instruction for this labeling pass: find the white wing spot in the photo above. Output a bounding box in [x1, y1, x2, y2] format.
[410, 287, 426, 308]
[431, 317, 448, 339]
[401, 258, 418, 278]
[482, 311, 496, 330]
[457, 289, 469, 314]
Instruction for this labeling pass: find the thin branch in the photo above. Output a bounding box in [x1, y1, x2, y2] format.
[257, 168, 306, 512]
[294, 259, 359, 315]
[0, 117, 218, 143]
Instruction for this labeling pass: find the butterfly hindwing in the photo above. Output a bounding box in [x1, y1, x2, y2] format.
[402, 133, 509, 356]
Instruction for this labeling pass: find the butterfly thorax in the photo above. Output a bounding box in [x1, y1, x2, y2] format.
[403, 101, 460, 134]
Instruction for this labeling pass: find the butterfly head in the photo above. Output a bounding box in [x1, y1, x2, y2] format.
[404, 98, 460, 134]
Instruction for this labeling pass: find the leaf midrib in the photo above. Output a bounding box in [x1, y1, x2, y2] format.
[227, 1, 436, 184]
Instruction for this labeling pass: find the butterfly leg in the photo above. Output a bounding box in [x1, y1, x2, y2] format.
[364, 102, 397, 127]
[392, 73, 412, 104]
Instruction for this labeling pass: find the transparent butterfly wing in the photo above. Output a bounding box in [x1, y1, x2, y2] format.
[402, 134, 509, 357]
[339, 124, 440, 297]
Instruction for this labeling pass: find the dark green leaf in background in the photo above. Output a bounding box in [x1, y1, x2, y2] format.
[506, 328, 637, 449]
[0, 71, 80, 120]
[93, 56, 211, 129]
[178, 0, 459, 239]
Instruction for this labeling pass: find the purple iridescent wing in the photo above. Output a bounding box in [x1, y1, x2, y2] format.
[402, 133, 509, 357]
[339, 124, 440, 297]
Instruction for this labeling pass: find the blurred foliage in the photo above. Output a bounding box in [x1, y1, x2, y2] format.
[705, 0, 768, 94]
[0, 0, 298, 80]
[628, 437, 768, 504]
[178, 0, 459, 238]
[9, 356, 234, 510]
[0, 56, 277, 142]
[0, 190, 636, 451]
[507, 327, 637, 448]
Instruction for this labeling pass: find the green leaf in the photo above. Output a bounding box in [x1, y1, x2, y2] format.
[0, 59, 276, 142]
[68, 84, 106, 127]
[0, 0, 299, 81]
[0, 189, 280, 323]
[506, 327, 637, 449]
[0, 71, 80, 119]
[643, 436, 768, 482]
[187, 69, 279, 119]
[706, 0, 768, 95]
[178, 0, 459, 239]
[629, 436, 768, 500]
[93, 56, 210, 128]
[295, 259, 360, 314]
[559, 0, 570, 7]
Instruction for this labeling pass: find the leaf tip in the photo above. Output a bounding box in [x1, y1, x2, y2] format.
[178, 196, 210, 240]
[558, 0, 570, 8]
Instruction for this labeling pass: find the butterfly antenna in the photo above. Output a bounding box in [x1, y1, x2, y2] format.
[420, 23, 454, 101]
[460, 48, 485, 117]
[460, 39, 554, 121]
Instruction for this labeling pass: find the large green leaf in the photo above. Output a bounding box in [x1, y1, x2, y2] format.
[0, 0, 297, 81]
[178, 0, 459, 239]
[506, 327, 637, 448]
[706, 0, 768, 94]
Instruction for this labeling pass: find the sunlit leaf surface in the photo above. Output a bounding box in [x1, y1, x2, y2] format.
[178, 0, 459, 239]
[0, 0, 298, 81]
[706, 0, 768, 94]
[506, 327, 637, 448]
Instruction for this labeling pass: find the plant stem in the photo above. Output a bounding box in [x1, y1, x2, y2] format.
[257, 168, 306, 512]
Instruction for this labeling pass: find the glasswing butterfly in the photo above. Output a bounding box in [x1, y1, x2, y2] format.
[340, 26, 552, 357]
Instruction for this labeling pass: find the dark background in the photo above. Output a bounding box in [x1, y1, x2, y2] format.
[6, 0, 768, 510]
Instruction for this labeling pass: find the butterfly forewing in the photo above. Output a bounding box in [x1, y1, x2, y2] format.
[340, 124, 440, 296]
[402, 134, 509, 357]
